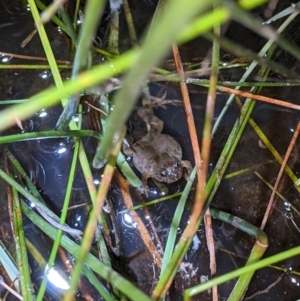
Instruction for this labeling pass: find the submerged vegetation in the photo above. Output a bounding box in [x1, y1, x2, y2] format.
[2, 0, 300, 300]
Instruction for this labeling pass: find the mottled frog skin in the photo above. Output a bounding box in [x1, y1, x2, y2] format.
[133, 132, 183, 183]
[124, 106, 192, 194]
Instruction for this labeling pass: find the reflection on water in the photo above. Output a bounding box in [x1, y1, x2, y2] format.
[45, 266, 70, 290]
[121, 212, 138, 229]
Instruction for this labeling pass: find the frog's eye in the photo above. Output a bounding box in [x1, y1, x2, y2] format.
[160, 168, 168, 177]
[172, 160, 181, 169]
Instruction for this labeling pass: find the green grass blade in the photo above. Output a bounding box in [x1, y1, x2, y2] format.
[21, 202, 154, 301]
[0, 240, 19, 292]
[0, 50, 137, 132]
[35, 0, 77, 42]
[55, 0, 106, 130]
[212, 10, 299, 134]
[93, 0, 216, 168]
[11, 187, 35, 301]
[27, 0, 67, 104]
[0, 130, 100, 144]
[82, 266, 115, 301]
[184, 242, 300, 298]
[160, 167, 197, 275]
[36, 135, 80, 300]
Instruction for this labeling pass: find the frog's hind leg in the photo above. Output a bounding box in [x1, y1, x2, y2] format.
[138, 172, 151, 197]
[181, 160, 193, 179]
[152, 179, 169, 196]
[139, 175, 168, 197]
[122, 135, 135, 156]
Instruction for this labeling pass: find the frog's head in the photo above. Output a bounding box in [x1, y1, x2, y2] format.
[156, 153, 183, 183]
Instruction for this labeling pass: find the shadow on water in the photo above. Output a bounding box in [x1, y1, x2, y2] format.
[1, 0, 300, 300]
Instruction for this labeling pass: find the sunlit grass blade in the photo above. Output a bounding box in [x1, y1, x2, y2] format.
[55, 0, 106, 130]
[93, 0, 216, 168]
[27, 0, 67, 104]
[0, 50, 137, 132]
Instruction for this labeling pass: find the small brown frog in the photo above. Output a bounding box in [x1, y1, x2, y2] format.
[124, 105, 192, 195]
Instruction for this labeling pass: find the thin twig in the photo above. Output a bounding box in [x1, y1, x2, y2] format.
[84, 101, 107, 116]
[0, 278, 23, 301]
[114, 170, 162, 268]
[0, 51, 71, 64]
[244, 274, 284, 300]
[153, 43, 214, 299]
[202, 18, 220, 299]
[172, 44, 202, 178]
[172, 46, 215, 298]
[21, 29, 38, 48]
[260, 121, 300, 229]
[204, 209, 217, 300]
[217, 85, 300, 111]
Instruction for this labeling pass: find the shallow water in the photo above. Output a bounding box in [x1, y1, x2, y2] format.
[1, 0, 300, 300]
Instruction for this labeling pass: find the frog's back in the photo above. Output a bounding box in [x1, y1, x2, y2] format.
[132, 132, 183, 181]
[153, 133, 182, 159]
